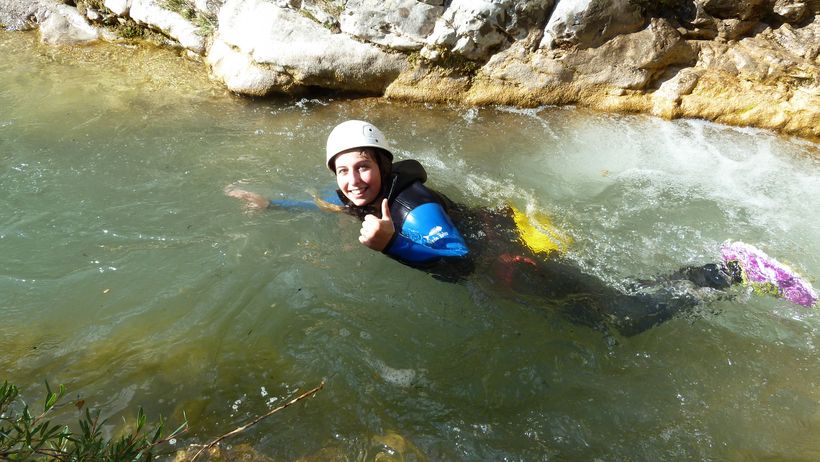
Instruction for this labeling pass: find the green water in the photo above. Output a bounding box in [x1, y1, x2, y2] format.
[2, 30, 820, 460]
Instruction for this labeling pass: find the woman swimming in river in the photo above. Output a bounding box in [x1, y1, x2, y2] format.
[226, 120, 817, 336]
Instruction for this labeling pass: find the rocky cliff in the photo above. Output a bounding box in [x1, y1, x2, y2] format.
[2, 0, 818, 139]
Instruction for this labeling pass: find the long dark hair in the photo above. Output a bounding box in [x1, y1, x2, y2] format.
[331, 147, 394, 218]
[373, 148, 393, 185]
[329, 147, 392, 181]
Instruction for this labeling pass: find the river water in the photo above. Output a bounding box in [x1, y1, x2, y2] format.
[2, 30, 819, 460]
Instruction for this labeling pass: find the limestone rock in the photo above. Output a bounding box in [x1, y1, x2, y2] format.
[770, 16, 820, 61]
[206, 0, 404, 96]
[699, 0, 768, 21]
[207, 39, 290, 95]
[39, 2, 99, 44]
[689, 0, 776, 41]
[773, 0, 809, 23]
[192, 0, 222, 18]
[104, 0, 129, 17]
[385, 61, 474, 102]
[299, 0, 342, 32]
[696, 19, 818, 82]
[680, 1, 719, 40]
[456, 17, 695, 111]
[679, 71, 820, 138]
[339, 0, 443, 50]
[2, 0, 817, 139]
[651, 68, 704, 118]
[421, 0, 554, 62]
[562, 18, 696, 89]
[715, 18, 761, 41]
[130, 0, 205, 53]
[1, 0, 52, 31]
[540, 0, 646, 50]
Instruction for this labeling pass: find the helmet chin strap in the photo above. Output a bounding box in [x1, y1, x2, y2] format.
[383, 175, 399, 203]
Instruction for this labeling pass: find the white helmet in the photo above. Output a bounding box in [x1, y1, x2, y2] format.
[325, 120, 393, 170]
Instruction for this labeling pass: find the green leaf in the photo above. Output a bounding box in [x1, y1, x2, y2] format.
[151, 424, 163, 443]
[44, 392, 58, 412]
[137, 407, 146, 431]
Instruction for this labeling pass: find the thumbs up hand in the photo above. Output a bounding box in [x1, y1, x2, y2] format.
[359, 198, 395, 251]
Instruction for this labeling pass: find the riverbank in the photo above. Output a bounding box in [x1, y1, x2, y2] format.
[2, 0, 818, 140]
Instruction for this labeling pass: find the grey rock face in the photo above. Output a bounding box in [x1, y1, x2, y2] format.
[1, 0, 51, 30]
[422, 0, 555, 61]
[104, 0, 129, 16]
[207, 0, 404, 95]
[700, 0, 768, 20]
[1, 0, 816, 138]
[540, 0, 645, 50]
[339, 0, 443, 50]
[773, 0, 808, 23]
[563, 18, 696, 89]
[480, 18, 695, 91]
[193, 0, 224, 18]
[770, 15, 819, 60]
[130, 0, 205, 53]
[38, 2, 99, 44]
[299, 0, 343, 32]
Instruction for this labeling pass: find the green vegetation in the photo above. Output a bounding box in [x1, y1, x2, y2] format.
[193, 13, 216, 37]
[163, 0, 197, 20]
[315, 0, 344, 18]
[72, 0, 107, 12]
[415, 46, 481, 77]
[118, 21, 145, 39]
[0, 381, 186, 461]
[297, 8, 320, 25]
[406, 51, 422, 68]
[161, 0, 216, 37]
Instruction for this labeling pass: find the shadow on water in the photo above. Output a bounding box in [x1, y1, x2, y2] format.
[2, 30, 820, 460]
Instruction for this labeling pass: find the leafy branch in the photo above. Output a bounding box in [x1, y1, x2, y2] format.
[0, 380, 187, 461]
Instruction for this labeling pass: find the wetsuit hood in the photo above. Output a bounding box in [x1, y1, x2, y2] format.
[383, 159, 427, 203]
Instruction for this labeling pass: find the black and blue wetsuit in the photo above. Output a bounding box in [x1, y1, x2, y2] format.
[268, 160, 741, 336]
[314, 159, 470, 266]
[369, 160, 468, 265]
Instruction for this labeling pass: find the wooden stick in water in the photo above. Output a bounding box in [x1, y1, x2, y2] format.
[191, 381, 325, 461]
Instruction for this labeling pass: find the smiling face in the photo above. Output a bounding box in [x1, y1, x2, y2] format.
[333, 148, 383, 207]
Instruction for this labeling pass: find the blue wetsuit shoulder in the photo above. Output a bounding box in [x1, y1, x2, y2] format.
[383, 181, 468, 265]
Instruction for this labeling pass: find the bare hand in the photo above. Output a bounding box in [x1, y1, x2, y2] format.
[224, 184, 268, 209]
[359, 198, 395, 251]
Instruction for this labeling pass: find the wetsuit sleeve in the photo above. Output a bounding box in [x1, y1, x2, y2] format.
[268, 189, 343, 210]
[385, 202, 468, 264]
